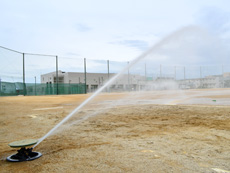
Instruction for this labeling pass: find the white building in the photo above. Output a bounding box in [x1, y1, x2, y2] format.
[41, 71, 146, 92]
[41, 71, 230, 92]
[178, 73, 230, 89]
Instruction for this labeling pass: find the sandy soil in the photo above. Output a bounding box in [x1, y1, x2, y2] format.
[0, 89, 230, 173]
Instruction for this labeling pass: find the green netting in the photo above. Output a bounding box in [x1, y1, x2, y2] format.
[0, 82, 86, 96]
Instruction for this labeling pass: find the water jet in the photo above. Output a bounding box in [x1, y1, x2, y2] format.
[33, 26, 200, 149]
[7, 26, 212, 162]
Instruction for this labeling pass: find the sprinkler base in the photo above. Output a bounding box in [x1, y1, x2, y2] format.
[7, 147, 42, 162]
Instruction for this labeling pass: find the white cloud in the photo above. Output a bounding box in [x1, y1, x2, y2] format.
[1, 0, 230, 83]
[196, 6, 230, 35]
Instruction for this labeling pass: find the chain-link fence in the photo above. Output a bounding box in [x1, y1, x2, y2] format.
[1, 46, 230, 96]
[0, 82, 85, 96]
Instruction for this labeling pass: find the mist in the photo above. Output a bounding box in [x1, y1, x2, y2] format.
[38, 25, 230, 140]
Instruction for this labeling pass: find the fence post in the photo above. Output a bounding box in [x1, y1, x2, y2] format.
[128, 61, 130, 91]
[107, 60, 110, 92]
[174, 66, 176, 80]
[160, 64, 162, 78]
[23, 53, 26, 96]
[84, 58, 87, 94]
[107, 60, 110, 80]
[56, 56, 59, 95]
[184, 66, 186, 80]
[200, 66, 202, 88]
[35, 76, 36, 95]
[0, 77, 1, 96]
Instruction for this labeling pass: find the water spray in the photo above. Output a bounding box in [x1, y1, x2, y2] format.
[7, 26, 201, 161]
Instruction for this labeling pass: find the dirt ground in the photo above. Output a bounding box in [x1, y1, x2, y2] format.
[0, 89, 230, 173]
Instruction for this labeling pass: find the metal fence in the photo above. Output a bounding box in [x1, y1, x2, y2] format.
[1, 45, 230, 96]
[0, 81, 85, 96]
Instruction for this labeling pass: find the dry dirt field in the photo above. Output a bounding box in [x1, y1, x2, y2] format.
[0, 89, 230, 173]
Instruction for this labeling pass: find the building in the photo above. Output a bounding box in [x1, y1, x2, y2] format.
[178, 73, 230, 89]
[41, 71, 230, 93]
[41, 71, 146, 92]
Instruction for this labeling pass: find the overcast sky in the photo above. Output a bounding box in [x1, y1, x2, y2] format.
[0, 0, 230, 62]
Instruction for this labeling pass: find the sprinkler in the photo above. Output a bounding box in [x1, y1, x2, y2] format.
[7, 139, 42, 162]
